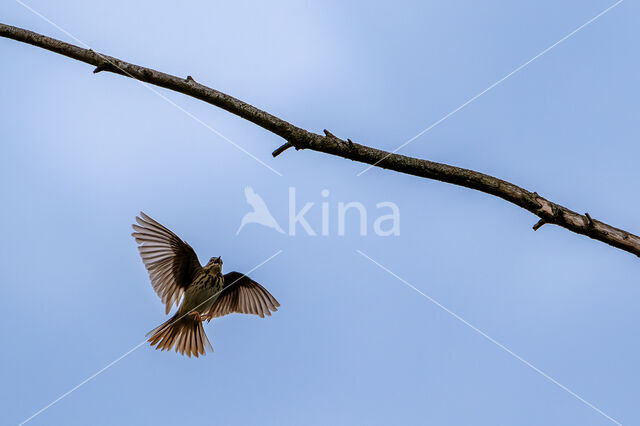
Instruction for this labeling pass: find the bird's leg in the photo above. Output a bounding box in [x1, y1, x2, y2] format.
[187, 311, 203, 321]
[188, 311, 213, 322]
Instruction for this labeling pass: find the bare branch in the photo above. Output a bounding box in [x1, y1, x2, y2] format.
[1, 22, 639, 257]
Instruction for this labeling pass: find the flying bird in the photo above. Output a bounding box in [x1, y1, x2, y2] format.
[132, 212, 280, 357]
[236, 186, 284, 235]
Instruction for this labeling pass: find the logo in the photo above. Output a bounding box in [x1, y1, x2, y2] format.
[237, 187, 400, 237]
[236, 186, 285, 235]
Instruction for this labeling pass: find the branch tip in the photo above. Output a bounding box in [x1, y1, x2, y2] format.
[533, 219, 546, 231]
[93, 62, 126, 75]
[323, 129, 336, 138]
[585, 212, 594, 228]
[272, 142, 294, 158]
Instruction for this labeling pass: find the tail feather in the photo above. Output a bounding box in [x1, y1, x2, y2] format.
[146, 314, 213, 357]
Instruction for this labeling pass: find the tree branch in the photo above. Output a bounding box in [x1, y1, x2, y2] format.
[2, 22, 639, 257]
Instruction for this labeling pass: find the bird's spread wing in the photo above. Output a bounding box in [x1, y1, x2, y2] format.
[132, 212, 202, 314]
[207, 271, 279, 319]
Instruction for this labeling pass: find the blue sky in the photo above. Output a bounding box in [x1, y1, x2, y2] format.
[1, 1, 639, 425]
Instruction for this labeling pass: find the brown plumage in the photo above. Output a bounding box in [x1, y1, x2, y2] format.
[132, 212, 279, 357]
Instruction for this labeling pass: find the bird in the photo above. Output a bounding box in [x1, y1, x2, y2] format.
[132, 212, 280, 357]
[236, 186, 285, 235]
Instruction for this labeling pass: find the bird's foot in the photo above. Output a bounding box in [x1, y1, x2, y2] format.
[188, 312, 212, 322]
[188, 312, 203, 321]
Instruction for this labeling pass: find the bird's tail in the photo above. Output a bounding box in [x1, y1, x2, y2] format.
[146, 313, 213, 357]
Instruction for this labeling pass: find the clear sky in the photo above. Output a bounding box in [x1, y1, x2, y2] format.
[1, 1, 639, 425]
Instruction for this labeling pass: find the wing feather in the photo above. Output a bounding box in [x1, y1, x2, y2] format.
[207, 271, 279, 319]
[132, 212, 202, 314]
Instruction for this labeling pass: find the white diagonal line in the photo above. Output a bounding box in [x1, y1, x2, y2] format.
[357, 0, 625, 176]
[16, 340, 148, 426]
[15, 0, 283, 177]
[356, 250, 622, 426]
[18, 249, 283, 426]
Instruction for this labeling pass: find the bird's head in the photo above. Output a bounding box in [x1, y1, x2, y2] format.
[206, 256, 223, 274]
